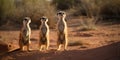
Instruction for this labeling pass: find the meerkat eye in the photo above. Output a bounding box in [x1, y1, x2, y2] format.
[57, 13, 59, 15]
[24, 19, 27, 21]
[40, 18, 43, 20]
[59, 13, 62, 14]
[42, 18, 45, 20]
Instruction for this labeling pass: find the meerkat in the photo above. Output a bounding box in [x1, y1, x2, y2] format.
[56, 11, 68, 51]
[19, 17, 31, 51]
[39, 16, 49, 51]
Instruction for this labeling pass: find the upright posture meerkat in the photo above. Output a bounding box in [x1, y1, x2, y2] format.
[39, 16, 49, 51]
[57, 11, 68, 51]
[19, 17, 31, 51]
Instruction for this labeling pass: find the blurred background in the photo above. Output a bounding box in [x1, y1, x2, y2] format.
[0, 1, 120, 59]
[0, 0, 120, 30]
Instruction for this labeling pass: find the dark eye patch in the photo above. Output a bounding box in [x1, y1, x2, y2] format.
[57, 12, 65, 16]
[24, 19, 27, 20]
[57, 12, 61, 15]
[24, 19, 28, 22]
[40, 17, 48, 21]
[41, 18, 46, 20]
[58, 13, 62, 14]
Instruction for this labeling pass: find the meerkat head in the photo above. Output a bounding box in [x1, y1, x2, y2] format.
[40, 16, 48, 23]
[23, 17, 31, 25]
[57, 11, 66, 19]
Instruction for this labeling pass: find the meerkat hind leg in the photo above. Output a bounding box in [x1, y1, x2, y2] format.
[46, 39, 49, 50]
[63, 42, 67, 51]
[46, 44, 49, 50]
[39, 45, 43, 51]
[27, 44, 30, 51]
[19, 43, 23, 51]
[22, 46, 25, 51]
[57, 35, 63, 51]
[64, 36, 68, 51]
[57, 44, 62, 51]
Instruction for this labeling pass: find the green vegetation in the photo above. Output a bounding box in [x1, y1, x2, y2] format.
[68, 40, 83, 46]
[0, 0, 55, 28]
[0, 0, 120, 29]
[53, 0, 120, 30]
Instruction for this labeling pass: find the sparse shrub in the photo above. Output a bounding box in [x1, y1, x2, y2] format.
[52, 0, 75, 10]
[80, 16, 97, 31]
[0, 0, 56, 29]
[68, 40, 83, 46]
[0, 0, 120, 29]
[53, 0, 120, 30]
[0, 0, 15, 26]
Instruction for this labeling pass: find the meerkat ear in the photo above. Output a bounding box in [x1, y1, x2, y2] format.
[57, 13, 59, 16]
[40, 18, 43, 23]
[57, 12, 60, 16]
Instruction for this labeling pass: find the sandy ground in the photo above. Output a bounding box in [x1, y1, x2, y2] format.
[0, 19, 120, 60]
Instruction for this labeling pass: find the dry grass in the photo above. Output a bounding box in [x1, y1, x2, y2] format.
[68, 40, 83, 46]
[0, 0, 56, 28]
[79, 16, 97, 31]
[68, 37, 91, 46]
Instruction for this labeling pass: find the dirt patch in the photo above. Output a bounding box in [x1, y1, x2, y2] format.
[0, 19, 120, 60]
[0, 40, 11, 55]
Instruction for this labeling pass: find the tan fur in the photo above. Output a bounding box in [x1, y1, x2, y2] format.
[19, 17, 31, 51]
[56, 11, 68, 51]
[39, 16, 49, 51]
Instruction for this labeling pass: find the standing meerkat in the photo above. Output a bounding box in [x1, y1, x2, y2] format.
[56, 11, 68, 51]
[39, 16, 49, 51]
[19, 17, 31, 51]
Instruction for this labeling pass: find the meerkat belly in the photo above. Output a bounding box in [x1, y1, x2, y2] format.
[58, 22, 65, 33]
[41, 26, 47, 36]
[40, 26, 47, 44]
[22, 29, 29, 45]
